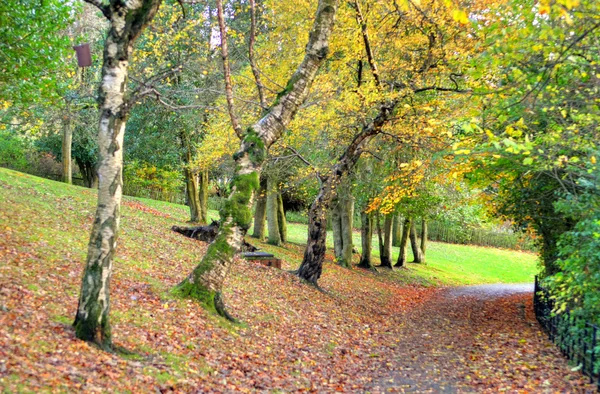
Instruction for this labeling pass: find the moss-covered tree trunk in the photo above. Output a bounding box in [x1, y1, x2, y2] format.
[199, 169, 209, 224]
[358, 211, 373, 269]
[340, 195, 354, 267]
[74, 0, 163, 349]
[410, 220, 424, 263]
[267, 179, 281, 246]
[395, 217, 411, 267]
[176, 0, 339, 313]
[252, 175, 267, 240]
[276, 192, 287, 243]
[420, 218, 427, 257]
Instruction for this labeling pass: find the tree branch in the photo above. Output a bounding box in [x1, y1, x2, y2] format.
[216, 0, 243, 139]
[351, 0, 381, 89]
[249, 0, 267, 110]
[82, 0, 110, 19]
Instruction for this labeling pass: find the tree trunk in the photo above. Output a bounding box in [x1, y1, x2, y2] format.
[176, 0, 339, 311]
[75, 158, 96, 188]
[420, 218, 427, 258]
[297, 181, 334, 285]
[410, 220, 424, 263]
[185, 170, 201, 223]
[62, 113, 72, 185]
[267, 180, 281, 246]
[382, 214, 393, 267]
[198, 169, 209, 224]
[252, 175, 267, 240]
[296, 101, 399, 284]
[377, 214, 392, 267]
[340, 195, 354, 267]
[277, 191, 287, 243]
[74, 0, 163, 349]
[358, 211, 373, 269]
[331, 199, 343, 259]
[392, 215, 402, 247]
[395, 217, 411, 267]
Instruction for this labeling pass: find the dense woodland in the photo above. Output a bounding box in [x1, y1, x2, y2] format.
[1, 0, 599, 375]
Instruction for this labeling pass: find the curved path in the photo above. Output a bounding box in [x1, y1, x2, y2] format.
[367, 283, 595, 393]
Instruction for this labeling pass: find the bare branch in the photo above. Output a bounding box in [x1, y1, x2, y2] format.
[249, 0, 267, 109]
[351, 0, 381, 89]
[216, 0, 243, 139]
[82, 0, 110, 19]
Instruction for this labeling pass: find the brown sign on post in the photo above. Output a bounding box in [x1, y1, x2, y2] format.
[73, 43, 92, 67]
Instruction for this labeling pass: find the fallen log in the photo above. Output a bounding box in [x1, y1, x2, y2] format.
[171, 221, 258, 252]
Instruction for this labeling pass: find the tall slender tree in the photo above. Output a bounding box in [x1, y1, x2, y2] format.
[73, 0, 163, 349]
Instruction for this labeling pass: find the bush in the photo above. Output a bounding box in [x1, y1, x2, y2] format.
[0, 131, 30, 171]
[123, 161, 183, 203]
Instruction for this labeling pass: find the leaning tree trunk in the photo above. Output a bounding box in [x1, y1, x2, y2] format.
[420, 218, 427, 257]
[395, 217, 411, 267]
[297, 100, 398, 285]
[331, 199, 344, 260]
[296, 176, 338, 284]
[358, 211, 374, 269]
[267, 180, 281, 246]
[340, 195, 354, 267]
[74, 0, 163, 349]
[176, 0, 339, 313]
[410, 220, 424, 263]
[277, 192, 287, 243]
[251, 175, 267, 240]
[62, 111, 72, 185]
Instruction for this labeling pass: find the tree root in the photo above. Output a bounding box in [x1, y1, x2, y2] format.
[214, 292, 238, 323]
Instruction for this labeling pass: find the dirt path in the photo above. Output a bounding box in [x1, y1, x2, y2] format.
[367, 283, 596, 393]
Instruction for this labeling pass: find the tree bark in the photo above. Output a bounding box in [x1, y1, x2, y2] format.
[267, 180, 281, 246]
[62, 112, 72, 184]
[176, 0, 340, 312]
[277, 191, 287, 243]
[185, 170, 201, 223]
[340, 195, 354, 267]
[392, 215, 402, 247]
[74, 0, 163, 349]
[420, 218, 427, 257]
[381, 214, 393, 267]
[296, 100, 399, 284]
[410, 220, 424, 263]
[251, 175, 267, 240]
[198, 169, 209, 224]
[357, 211, 373, 269]
[331, 199, 343, 259]
[395, 217, 411, 267]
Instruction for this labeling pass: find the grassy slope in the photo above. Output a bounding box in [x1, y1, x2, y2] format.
[0, 168, 538, 392]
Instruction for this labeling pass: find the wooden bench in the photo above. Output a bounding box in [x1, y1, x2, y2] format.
[242, 252, 282, 269]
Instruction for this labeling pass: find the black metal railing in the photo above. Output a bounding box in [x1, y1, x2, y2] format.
[534, 276, 600, 390]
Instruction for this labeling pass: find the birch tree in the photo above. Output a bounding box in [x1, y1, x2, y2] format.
[73, 0, 162, 349]
[174, 0, 339, 318]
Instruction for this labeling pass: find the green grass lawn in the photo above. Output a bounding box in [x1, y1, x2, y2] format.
[0, 167, 538, 287]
